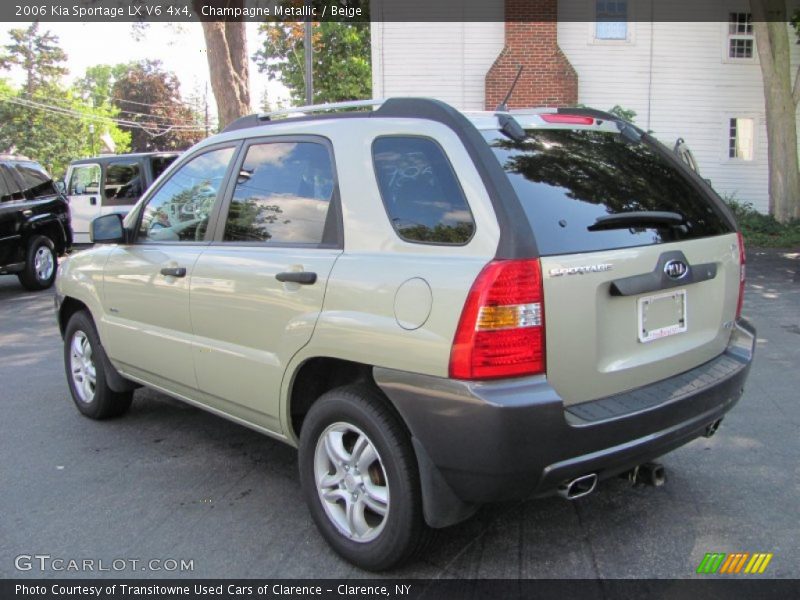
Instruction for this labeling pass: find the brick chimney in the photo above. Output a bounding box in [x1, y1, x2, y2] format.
[485, 0, 578, 109]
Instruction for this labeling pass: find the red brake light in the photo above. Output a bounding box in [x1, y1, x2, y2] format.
[736, 232, 746, 319]
[540, 114, 594, 125]
[449, 259, 545, 380]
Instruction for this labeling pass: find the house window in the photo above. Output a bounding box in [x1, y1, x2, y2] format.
[595, 0, 628, 40]
[729, 118, 754, 160]
[728, 12, 754, 59]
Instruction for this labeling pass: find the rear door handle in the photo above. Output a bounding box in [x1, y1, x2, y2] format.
[160, 267, 187, 278]
[276, 271, 317, 285]
[89, 196, 97, 205]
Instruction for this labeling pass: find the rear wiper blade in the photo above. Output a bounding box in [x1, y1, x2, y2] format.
[588, 211, 684, 231]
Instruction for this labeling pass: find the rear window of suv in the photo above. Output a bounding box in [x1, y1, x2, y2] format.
[483, 128, 733, 256]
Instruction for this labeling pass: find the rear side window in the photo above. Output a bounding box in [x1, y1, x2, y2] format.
[484, 129, 733, 256]
[13, 162, 56, 198]
[223, 141, 335, 245]
[372, 137, 474, 245]
[105, 161, 142, 200]
[0, 166, 20, 201]
[151, 155, 177, 180]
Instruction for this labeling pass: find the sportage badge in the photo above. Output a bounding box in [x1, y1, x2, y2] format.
[549, 264, 613, 277]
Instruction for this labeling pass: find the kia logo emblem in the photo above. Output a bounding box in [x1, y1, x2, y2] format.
[664, 260, 689, 279]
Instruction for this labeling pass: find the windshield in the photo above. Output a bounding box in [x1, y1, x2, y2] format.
[483, 128, 733, 256]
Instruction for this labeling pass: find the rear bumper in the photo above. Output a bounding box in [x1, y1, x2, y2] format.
[374, 318, 755, 526]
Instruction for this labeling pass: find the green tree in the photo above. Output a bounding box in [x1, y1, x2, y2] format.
[0, 82, 132, 176]
[75, 63, 130, 110]
[110, 60, 204, 152]
[0, 22, 67, 96]
[0, 25, 130, 176]
[254, 21, 371, 105]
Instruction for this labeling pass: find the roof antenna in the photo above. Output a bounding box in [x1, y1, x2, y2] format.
[495, 65, 527, 142]
[496, 65, 524, 112]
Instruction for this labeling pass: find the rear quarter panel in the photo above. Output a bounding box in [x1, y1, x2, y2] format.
[278, 118, 502, 436]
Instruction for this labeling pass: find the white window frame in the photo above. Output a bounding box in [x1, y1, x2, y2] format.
[724, 115, 758, 164]
[589, 0, 635, 45]
[722, 10, 756, 64]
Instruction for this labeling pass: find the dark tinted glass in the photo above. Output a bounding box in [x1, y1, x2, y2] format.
[223, 142, 334, 244]
[105, 161, 142, 200]
[139, 147, 234, 242]
[484, 129, 732, 256]
[373, 137, 474, 245]
[0, 167, 16, 201]
[151, 155, 178, 180]
[13, 162, 57, 198]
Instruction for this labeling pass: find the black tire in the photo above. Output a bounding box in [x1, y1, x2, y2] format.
[64, 311, 133, 419]
[298, 384, 430, 571]
[18, 235, 57, 290]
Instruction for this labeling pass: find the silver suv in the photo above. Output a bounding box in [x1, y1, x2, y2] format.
[55, 98, 755, 571]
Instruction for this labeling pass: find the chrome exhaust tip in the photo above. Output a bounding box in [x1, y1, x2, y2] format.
[704, 419, 723, 438]
[622, 462, 666, 487]
[557, 473, 598, 500]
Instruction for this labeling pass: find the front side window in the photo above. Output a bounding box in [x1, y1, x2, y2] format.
[68, 164, 101, 195]
[105, 161, 142, 201]
[223, 141, 335, 244]
[728, 12, 754, 59]
[595, 0, 628, 40]
[728, 117, 755, 160]
[372, 137, 474, 245]
[138, 146, 235, 242]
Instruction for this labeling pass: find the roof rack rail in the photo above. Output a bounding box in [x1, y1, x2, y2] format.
[258, 98, 387, 120]
[222, 99, 387, 133]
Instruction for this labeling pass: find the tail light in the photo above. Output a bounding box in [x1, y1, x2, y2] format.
[736, 232, 746, 319]
[540, 114, 594, 125]
[449, 259, 545, 380]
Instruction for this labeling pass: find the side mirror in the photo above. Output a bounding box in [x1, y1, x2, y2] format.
[54, 180, 66, 194]
[91, 213, 126, 244]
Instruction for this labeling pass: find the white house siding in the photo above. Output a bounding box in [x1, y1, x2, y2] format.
[371, 15, 504, 109]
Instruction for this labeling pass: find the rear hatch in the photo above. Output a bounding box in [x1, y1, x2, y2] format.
[483, 115, 741, 406]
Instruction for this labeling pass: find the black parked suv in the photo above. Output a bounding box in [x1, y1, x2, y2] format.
[0, 155, 72, 290]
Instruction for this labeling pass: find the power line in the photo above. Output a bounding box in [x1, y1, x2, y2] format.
[114, 96, 199, 111]
[0, 95, 206, 135]
[13, 89, 203, 128]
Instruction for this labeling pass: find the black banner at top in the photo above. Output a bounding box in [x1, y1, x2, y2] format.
[0, 0, 796, 23]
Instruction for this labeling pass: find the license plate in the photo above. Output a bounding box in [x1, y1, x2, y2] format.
[637, 289, 687, 343]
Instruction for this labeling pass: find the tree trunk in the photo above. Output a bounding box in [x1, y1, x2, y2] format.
[195, 3, 251, 129]
[752, 0, 800, 223]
